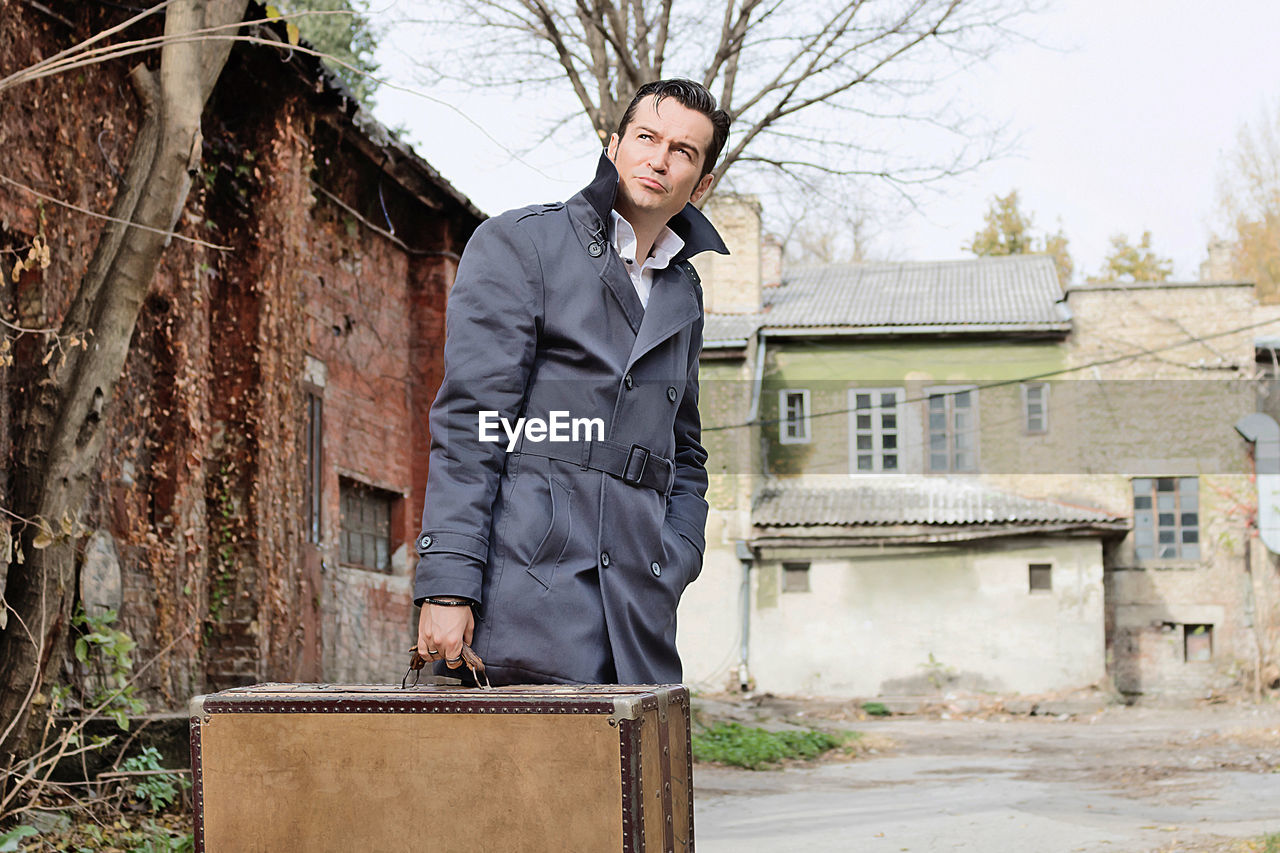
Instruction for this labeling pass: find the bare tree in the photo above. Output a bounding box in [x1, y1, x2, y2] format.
[404, 0, 1041, 200]
[0, 0, 249, 762]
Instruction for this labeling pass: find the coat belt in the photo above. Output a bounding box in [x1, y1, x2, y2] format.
[514, 437, 675, 496]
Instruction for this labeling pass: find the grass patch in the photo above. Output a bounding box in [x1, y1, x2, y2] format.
[1248, 833, 1280, 853]
[692, 721, 855, 770]
[9, 815, 192, 852]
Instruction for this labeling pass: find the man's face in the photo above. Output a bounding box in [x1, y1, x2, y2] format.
[607, 95, 716, 225]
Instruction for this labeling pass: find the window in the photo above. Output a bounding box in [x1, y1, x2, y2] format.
[779, 389, 811, 444]
[850, 388, 904, 473]
[1029, 563, 1052, 592]
[1022, 383, 1048, 434]
[1133, 477, 1199, 560]
[926, 387, 978, 472]
[305, 391, 323, 544]
[340, 479, 397, 572]
[782, 562, 810, 593]
[1184, 624, 1213, 662]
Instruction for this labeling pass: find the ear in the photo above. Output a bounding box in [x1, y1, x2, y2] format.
[689, 172, 714, 205]
[606, 133, 619, 161]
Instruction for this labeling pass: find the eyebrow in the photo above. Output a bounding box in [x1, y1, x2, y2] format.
[634, 124, 703, 160]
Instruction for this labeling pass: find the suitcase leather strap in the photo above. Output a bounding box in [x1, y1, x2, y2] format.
[657, 696, 675, 853]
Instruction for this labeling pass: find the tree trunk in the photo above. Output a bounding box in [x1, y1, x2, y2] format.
[0, 0, 249, 763]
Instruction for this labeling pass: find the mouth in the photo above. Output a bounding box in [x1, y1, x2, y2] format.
[636, 176, 666, 193]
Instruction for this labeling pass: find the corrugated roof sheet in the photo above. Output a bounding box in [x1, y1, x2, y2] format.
[704, 313, 762, 347]
[753, 480, 1122, 528]
[762, 255, 1070, 331]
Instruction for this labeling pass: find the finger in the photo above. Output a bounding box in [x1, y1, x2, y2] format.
[442, 636, 465, 669]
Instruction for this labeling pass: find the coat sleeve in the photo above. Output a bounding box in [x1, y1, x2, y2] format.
[664, 297, 710, 571]
[413, 214, 541, 605]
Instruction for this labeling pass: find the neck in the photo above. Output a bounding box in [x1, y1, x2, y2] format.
[614, 204, 667, 264]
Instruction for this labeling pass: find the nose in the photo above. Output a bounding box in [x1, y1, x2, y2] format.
[647, 147, 669, 173]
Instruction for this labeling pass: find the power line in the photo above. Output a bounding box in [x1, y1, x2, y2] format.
[702, 314, 1280, 433]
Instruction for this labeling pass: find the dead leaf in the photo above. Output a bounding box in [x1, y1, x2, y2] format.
[31, 527, 54, 549]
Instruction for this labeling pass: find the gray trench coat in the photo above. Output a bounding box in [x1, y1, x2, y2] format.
[413, 152, 729, 685]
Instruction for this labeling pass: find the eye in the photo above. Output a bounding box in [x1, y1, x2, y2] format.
[637, 133, 652, 141]
[673, 147, 691, 158]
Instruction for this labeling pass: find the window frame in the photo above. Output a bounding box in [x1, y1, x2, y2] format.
[924, 385, 980, 473]
[1132, 476, 1200, 562]
[338, 478, 399, 574]
[304, 388, 323, 545]
[778, 388, 812, 445]
[1021, 382, 1049, 435]
[848, 387, 907, 475]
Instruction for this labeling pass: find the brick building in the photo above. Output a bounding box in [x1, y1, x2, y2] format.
[1, 2, 482, 705]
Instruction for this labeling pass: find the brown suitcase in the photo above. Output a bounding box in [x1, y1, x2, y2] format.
[189, 682, 693, 852]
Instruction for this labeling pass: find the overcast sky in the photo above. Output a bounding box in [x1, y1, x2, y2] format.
[371, 0, 1280, 283]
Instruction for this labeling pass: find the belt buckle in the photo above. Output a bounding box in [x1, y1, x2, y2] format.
[623, 444, 650, 485]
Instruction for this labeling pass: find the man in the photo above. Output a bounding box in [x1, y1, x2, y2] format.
[414, 79, 731, 685]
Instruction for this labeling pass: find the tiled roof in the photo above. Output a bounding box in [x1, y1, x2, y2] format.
[752, 479, 1123, 528]
[703, 313, 762, 348]
[762, 255, 1070, 332]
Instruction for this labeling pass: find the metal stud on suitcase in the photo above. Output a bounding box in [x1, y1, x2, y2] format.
[189, 682, 693, 852]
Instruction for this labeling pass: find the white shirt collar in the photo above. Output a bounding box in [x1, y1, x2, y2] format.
[609, 210, 684, 309]
[609, 210, 684, 273]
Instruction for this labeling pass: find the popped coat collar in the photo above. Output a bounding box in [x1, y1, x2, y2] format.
[576, 150, 729, 263]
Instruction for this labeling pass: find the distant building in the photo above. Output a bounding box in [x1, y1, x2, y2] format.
[682, 197, 1279, 701]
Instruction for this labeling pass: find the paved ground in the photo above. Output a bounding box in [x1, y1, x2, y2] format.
[692, 700, 1280, 852]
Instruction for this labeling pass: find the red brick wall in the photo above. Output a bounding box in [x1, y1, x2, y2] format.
[1, 3, 478, 704]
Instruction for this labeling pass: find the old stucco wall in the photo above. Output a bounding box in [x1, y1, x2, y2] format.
[745, 537, 1106, 697]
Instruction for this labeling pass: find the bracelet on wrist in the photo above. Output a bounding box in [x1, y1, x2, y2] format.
[424, 597, 473, 607]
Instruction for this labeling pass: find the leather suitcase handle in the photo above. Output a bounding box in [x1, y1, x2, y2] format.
[404, 643, 491, 689]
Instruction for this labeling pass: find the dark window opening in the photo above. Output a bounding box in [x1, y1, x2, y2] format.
[340, 479, 397, 573]
[782, 562, 811, 593]
[305, 391, 323, 545]
[1185, 624, 1213, 662]
[1029, 563, 1052, 592]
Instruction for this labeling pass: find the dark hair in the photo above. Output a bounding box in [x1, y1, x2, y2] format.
[615, 79, 731, 181]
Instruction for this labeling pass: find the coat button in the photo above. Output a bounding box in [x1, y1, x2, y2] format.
[624, 373, 634, 390]
[588, 241, 604, 257]
[600, 551, 611, 568]
[650, 561, 662, 577]
[419, 534, 433, 549]
[667, 386, 678, 403]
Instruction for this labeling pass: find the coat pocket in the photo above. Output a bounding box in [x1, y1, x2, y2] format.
[526, 475, 573, 590]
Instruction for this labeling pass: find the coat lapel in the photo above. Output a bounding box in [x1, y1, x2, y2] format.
[626, 265, 700, 371]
